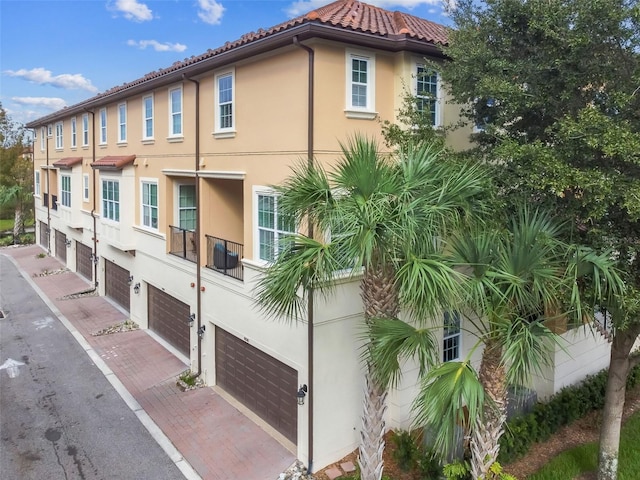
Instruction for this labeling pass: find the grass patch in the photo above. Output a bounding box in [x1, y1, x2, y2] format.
[0, 219, 13, 231]
[528, 409, 640, 479]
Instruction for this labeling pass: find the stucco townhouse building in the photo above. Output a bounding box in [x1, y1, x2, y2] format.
[26, 0, 612, 470]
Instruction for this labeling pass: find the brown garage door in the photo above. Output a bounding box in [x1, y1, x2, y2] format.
[76, 243, 93, 280]
[148, 285, 190, 356]
[105, 259, 130, 312]
[39, 221, 49, 248]
[215, 327, 297, 444]
[55, 230, 67, 264]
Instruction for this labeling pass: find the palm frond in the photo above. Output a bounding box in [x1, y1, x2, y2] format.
[366, 318, 439, 389]
[413, 360, 485, 459]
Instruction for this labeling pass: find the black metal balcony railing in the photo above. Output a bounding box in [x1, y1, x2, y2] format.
[169, 225, 197, 263]
[206, 235, 243, 281]
[51, 195, 58, 211]
[43, 192, 48, 207]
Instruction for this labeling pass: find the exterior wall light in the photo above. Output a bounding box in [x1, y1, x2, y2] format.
[297, 384, 308, 406]
[197, 325, 206, 338]
[65, 239, 72, 247]
[90, 254, 99, 265]
[128, 275, 134, 286]
[188, 313, 195, 327]
[133, 283, 141, 295]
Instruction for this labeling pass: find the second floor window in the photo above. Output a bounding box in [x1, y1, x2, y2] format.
[99, 108, 107, 144]
[60, 175, 71, 208]
[71, 117, 77, 148]
[40, 127, 45, 151]
[102, 179, 119, 221]
[143, 95, 154, 139]
[118, 103, 127, 143]
[178, 184, 196, 230]
[169, 87, 182, 137]
[416, 66, 439, 126]
[55, 122, 63, 149]
[83, 174, 90, 202]
[35, 171, 41, 196]
[142, 181, 158, 229]
[443, 311, 461, 362]
[216, 72, 234, 131]
[82, 114, 89, 146]
[256, 191, 295, 262]
[345, 50, 376, 117]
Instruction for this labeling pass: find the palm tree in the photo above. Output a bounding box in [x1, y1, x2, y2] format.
[369, 207, 624, 479]
[255, 135, 488, 480]
[0, 183, 32, 244]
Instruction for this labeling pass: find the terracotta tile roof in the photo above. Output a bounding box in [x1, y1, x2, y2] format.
[53, 157, 83, 169]
[91, 155, 136, 170]
[27, 0, 448, 127]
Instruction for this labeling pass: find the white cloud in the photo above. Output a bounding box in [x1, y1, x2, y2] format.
[197, 0, 225, 25]
[4, 68, 99, 93]
[286, 0, 441, 17]
[11, 97, 67, 111]
[111, 0, 153, 22]
[127, 39, 187, 52]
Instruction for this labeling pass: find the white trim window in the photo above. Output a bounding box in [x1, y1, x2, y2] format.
[215, 70, 235, 135]
[443, 311, 461, 362]
[47, 124, 52, 137]
[255, 189, 296, 262]
[416, 65, 440, 126]
[142, 94, 154, 140]
[34, 170, 41, 196]
[141, 180, 159, 229]
[55, 122, 64, 149]
[40, 127, 46, 151]
[345, 49, 376, 118]
[99, 108, 107, 145]
[118, 102, 127, 143]
[71, 117, 77, 148]
[82, 114, 89, 146]
[102, 179, 120, 222]
[178, 184, 196, 230]
[169, 87, 183, 137]
[83, 174, 90, 202]
[60, 175, 71, 208]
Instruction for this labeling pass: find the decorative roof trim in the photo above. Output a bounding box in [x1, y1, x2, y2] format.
[91, 155, 136, 171]
[52, 157, 83, 169]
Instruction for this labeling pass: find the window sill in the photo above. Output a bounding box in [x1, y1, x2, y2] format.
[99, 144, 108, 149]
[141, 139, 155, 145]
[133, 225, 165, 240]
[70, 147, 77, 151]
[344, 110, 378, 120]
[117, 141, 128, 147]
[213, 130, 236, 139]
[82, 145, 90, 150]
[167, 136, 184, 143]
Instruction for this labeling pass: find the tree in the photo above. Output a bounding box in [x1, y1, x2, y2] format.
[255, 135, 488, 480]
[436, 1, 640, 478]
[370, 207, 623, 479]
[0, 103, 33, 242]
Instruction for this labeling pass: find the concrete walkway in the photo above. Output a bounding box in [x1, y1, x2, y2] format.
[2, 244, 296, 480]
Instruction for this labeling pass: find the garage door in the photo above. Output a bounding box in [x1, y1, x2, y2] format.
[55, 230, 67, 264]
[105, 259, 130, 312]
[148, 285, 190, 356]
[215, 327, 297, 443]
[76, 243, 93, 280]
[39, 221, 48, 248]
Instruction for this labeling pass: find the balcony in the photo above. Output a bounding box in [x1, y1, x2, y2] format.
[169, 225, 197, 263]
[206, 235, 243, 281]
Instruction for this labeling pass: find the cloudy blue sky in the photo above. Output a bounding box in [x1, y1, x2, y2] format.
[1, 0, 452, 125]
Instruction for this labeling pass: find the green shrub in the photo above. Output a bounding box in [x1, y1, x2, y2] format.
[391, 430, 420, 471]
[499, 364, 640, 464]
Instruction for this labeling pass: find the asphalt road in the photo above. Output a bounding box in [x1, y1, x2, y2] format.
[0, 255, 186, 480]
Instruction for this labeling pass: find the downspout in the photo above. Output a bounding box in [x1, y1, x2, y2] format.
[183, 74, 203, 376]
[85, 109, 99, 289]
[45, 127, 51, 255]
[293, 35, 315, 475]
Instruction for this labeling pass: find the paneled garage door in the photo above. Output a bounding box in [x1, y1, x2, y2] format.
[76, 243, 93, 280]
[215, 327, 297, 444]
[105, 259, 130, 312]
[55, 230, 67, 264]
[148, 285, 190, 356]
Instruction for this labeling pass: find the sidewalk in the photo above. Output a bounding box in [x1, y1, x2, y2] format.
[2, 244, 295, 480]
